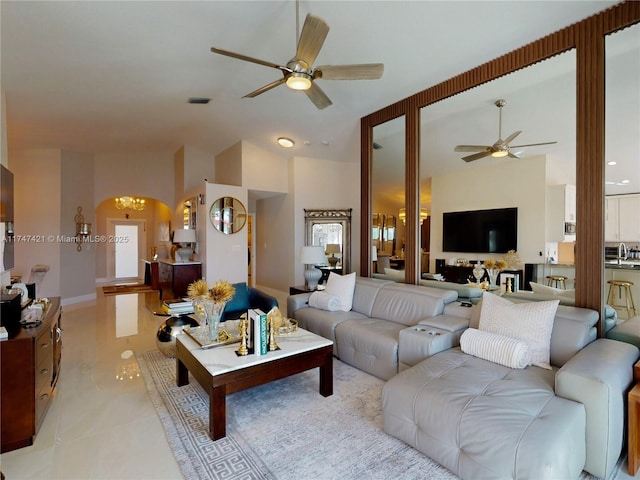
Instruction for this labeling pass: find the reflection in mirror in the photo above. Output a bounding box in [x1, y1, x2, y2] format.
[305, 209, 352, 274]
[418, 51, 576, 286]
[210, 197, 247, 234]
[183, 197, 197, 230]
[604, 23, 640, 320]
[372, 116, 405, 282]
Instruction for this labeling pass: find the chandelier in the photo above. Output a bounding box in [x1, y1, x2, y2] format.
[115, 196, 145, 211]
[399, 208, 429, 225]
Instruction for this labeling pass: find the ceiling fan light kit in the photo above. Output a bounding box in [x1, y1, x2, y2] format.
[277, 137, 295, 148]
[455, 99, 557, 162]
[210, 3, 383, 110]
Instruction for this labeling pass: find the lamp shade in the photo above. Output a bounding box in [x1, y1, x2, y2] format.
[325, 244, 341, 255]
[173, 229, 197, 243]
[300, 246, 326, 265]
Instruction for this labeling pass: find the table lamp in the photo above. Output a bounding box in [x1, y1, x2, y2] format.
[173, 229, 197, 262]
[300, 246, 326, 289]
[325, 244, 341, 268]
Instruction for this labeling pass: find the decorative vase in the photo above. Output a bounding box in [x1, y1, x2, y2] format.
[487, 269, 499, 289]
[208, 301, 226, 341]
[156, 315, 199, 357]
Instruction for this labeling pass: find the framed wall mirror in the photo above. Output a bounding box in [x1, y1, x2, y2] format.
[209, 197, 247, 234]
[305, 208, 352, 274]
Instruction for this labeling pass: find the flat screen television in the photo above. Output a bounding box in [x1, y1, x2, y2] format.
[442, 207, 517, 253]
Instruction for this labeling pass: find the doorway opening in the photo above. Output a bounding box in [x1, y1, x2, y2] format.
[107, 219, 146, 283]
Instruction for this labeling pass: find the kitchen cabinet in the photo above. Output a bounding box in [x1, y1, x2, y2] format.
[546, 184, 576, 242]
[1, 297, 62, 453]
[606, 194, 640, 242]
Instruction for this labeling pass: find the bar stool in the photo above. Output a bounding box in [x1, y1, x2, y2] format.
[546, 275, 567, 289]
[607, 279, 637, 319]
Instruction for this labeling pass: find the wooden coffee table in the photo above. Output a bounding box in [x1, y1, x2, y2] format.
[176, 327, 333, 440]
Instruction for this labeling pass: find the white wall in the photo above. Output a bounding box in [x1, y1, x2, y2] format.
[242, 141, 289, 194]
[205, 182, 248, 284]
[12, 148, 62, 298]
[93, 151, 174, 207]
[60, 151, 96, 302]
[431, 156, 547, 267]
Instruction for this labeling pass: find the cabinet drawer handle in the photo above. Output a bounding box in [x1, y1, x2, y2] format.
[39, 393, 49, 401]
[40, 368, 49, 375]
[41, 342, 50, 349]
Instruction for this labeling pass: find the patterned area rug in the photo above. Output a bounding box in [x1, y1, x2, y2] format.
[102, 284, 156, 295]
[137, 349, 622, 480]
[136, 350, 458, 480]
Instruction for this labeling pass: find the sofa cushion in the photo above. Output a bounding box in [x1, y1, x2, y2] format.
[370, 283, 456, 326]
[479, 292, 558, 369]
[382, 348, 586, 480]
[460, 328, 531, 369]
[383, 268, 405, 280]
[325, 272, 356, 311]
[530, 281, 575, 298]
[295, 307, 367, 357]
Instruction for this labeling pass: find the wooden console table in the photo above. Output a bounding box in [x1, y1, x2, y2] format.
[158, 260, 202, 299]
[142, 260, 159, 290]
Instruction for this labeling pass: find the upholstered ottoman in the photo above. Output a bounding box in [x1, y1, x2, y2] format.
[382, 348, 586, 479]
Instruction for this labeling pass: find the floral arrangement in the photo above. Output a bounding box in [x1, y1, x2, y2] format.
[502, 249, 521, 269]
[187, 279, 235, 304]
[187, 279, 210, 298]
[483, 258, 507, 271]
[209, 280, 235, 304]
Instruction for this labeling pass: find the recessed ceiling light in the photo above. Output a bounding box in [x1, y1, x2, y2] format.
[277, 137, 295, 148]
[303, 140, 311, 146]
[321, 140, 330, 146]
[605, 181, 616, 185]
[621, 179, 630, 184]
[607, 161, 617, 166]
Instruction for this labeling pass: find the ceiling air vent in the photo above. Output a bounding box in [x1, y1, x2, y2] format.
[188, 97, 210, 104]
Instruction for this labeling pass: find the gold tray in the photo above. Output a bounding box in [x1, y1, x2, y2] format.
[183, 326, 241, 349]
[276, 318, 298, 335]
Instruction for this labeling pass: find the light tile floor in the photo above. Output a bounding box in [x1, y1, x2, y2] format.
[1, 288, 182, 479]
[1, 287, 638, 479]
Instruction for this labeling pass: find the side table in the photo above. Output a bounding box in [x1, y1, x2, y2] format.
[629, 360, 640, 475]
[290, 285, 315, 296]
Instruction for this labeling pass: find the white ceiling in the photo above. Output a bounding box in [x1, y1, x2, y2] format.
[2, 0, 633, 191]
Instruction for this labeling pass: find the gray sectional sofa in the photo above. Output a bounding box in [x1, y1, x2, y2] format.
[287, 276, 640, 480]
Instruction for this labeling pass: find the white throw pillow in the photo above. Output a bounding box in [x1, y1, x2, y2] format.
[460, 328, 531, 369]
[479, 292, 558, 369]
[383, 267, 405, 280]
[325, 272, 356, 311]
[308, 291, 341, 311]
[530, 281, 575, 299]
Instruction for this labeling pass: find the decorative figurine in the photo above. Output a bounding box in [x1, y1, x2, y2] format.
[237, 318, 249, 356]
[268, 318, 279, 351]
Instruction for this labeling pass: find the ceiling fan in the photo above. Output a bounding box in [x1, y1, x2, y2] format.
[454, 99, 557, 162]
[210, 3, 384, 110]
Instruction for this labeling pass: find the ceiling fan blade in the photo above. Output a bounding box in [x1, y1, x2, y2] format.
[211, 47, 289, 72]
[503, 130, 522, 145]
[462, 151, 492, 162]
[508, 152, 520, 159]
[242, 78, 287, 98]
[296, 14, 330, 67]
[454, 145, 491, 153]
[305, 82, 332, 110]
[314, 63, 384, 80]
[510, 141, 558, 148]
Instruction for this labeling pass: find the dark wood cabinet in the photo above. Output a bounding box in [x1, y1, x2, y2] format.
[158, 260, 202, 299]
[1, 297, 62, 453]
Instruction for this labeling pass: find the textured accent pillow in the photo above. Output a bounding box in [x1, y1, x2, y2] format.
[460, 328, 531, 369]
[530, 281, 575, 299]
[308, 291, 341, 311]
[479, 292, 559, 369]
[325, 272, 356, 311]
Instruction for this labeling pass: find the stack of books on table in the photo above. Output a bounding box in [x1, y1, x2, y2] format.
[162, 298, 194, 315]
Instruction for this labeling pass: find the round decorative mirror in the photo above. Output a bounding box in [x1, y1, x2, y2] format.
[209, 197, 247, 234]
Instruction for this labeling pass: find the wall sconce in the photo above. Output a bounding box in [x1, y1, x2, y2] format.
[74, 206, 92, 252]
[199, 194, 206, 205]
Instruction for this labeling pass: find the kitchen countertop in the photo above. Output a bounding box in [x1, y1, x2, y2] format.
[536, 262, 640, 271]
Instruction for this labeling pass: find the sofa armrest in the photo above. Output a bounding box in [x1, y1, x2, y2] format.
[419, 314, 469, 333]
[248, 287, 279, 313]
[287, 293, 312, 319]
[556, 338, 640, 479]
